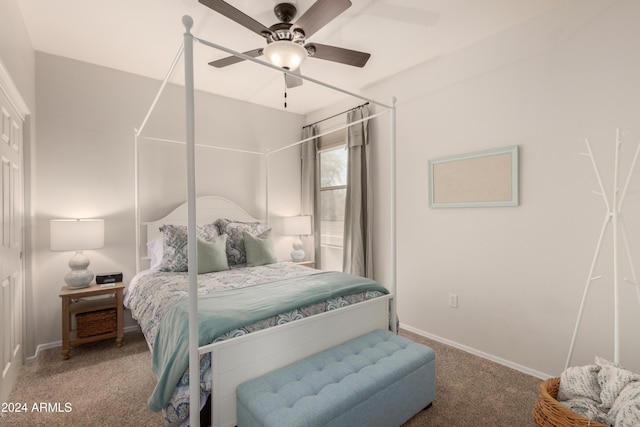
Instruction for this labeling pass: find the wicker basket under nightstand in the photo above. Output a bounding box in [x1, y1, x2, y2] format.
[76, 307, 117, 338]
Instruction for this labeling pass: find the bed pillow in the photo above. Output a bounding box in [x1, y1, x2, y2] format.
[244, 229, 277, 267]
[197, 235, 229, 274]
[147, 238, 163, 271]
[160, 223, 219, 272]
[214, 218, 267, 265]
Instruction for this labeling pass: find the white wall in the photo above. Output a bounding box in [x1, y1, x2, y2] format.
[10, 0, 640, 377]
[360, 0, 640, 377]
[31, 53, 305, 354]
[0, 0, 37, 359]
[0, 1, 35, 106]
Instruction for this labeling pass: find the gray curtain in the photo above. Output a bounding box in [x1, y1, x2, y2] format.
[343, 105, 372, 278]
[301, 125, 318, 265]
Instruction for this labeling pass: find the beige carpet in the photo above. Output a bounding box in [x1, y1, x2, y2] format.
[2, 330, 163, 426]
[2, 329, 543, 426]
[401, 329, 541, 427]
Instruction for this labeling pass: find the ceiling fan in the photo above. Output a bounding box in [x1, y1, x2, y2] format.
[199, 0, 371, 88]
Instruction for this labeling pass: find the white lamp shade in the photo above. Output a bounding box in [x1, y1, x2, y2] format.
[50, 219, 105, 251]
[263, 41, 308, 71]
[284, 215, 312, 236]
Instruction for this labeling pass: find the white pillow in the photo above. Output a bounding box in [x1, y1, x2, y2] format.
[147, 238, 163, 271]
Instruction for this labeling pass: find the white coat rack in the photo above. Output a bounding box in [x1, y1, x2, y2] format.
[565, 129, 640, 369]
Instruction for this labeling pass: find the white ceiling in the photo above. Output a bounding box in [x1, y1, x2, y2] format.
[17, 0, 567, 114]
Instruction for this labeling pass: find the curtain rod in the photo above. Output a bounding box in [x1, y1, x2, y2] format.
[304, 102, 369, 128]
[270, 109, 388, 155]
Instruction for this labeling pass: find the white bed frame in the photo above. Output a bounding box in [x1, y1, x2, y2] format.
[142, 196, 262, 247]
[141, 196, 393, 426]
[134, 16, 397, 427]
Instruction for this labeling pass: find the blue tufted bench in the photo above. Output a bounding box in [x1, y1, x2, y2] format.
[236, 329, 435, 427]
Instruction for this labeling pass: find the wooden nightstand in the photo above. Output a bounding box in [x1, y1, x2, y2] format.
[59, 282, 124, 360]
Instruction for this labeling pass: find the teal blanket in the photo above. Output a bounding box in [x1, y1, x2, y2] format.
[148, 271, 389, 411]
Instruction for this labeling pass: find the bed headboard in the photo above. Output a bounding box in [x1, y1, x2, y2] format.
[141, 196, 263, 262]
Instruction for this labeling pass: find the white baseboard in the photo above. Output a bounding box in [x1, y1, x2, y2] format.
[123, 325, 141, 333]
[26, 341, 61, 363]
[25, 325, 142, 363]
[399, 322, 552, 380]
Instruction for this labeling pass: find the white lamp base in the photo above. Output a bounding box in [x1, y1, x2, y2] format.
[64, 251, 94, 289]
[290, 238, 305, 262]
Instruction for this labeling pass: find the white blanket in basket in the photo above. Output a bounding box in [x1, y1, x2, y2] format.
[558, 357, 640, 427]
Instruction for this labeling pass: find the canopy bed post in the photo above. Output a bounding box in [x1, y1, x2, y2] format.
[390, 96, 397, 333]
[182, 15, 201, 427]
[134, 43, 185, 273]
[134, 133, 141, 273]
[265, 149, 270, 227]
[133, 15, 398, 427]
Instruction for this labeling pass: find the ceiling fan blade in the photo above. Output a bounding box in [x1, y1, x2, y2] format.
[199, 0, 272, 38]
[208, 48, 263, 68]
[293, 0, 351, 38]
[306, 43, 370, 68]
[285, 69, 304, 88]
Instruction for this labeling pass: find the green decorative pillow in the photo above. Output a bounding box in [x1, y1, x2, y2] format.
[243, 229, 277, 267]
[159, 223, 219, 272]
[197, 234, 229, 274]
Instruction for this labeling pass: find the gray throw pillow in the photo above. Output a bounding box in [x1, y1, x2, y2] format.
[159, 223, 219, 272]
[214, 218, 267, 265]
[243, 229, 277, 267]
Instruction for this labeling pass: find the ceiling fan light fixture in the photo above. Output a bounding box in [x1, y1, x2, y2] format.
[263, 40, 308, 71]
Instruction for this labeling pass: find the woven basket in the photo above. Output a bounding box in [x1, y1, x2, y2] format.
[532, 377, 608, 427]
[76, 308, 116, 338]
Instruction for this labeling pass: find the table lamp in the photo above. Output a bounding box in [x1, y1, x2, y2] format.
[50, 219, 104, 289]
[284, 215, 312, 262]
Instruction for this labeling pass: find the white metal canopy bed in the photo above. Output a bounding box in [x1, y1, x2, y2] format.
[132, 15, 397, 427]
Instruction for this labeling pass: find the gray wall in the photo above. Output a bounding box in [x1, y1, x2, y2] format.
[6, 0, 640, 377]
[0, 0, 37, 357]
[0, 0, 35, 106]
[31, 53, 305, 354]
[362, 0, 640, 376]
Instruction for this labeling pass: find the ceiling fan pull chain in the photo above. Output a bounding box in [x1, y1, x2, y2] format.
[284, 74, 288, 108]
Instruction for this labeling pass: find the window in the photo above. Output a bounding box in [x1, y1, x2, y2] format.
[318, 146, 347, 270]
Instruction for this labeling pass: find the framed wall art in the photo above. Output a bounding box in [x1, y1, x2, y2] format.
[428, 145, 518, 208]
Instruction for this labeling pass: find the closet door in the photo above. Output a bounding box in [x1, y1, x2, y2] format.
[0, 87, 24, 403]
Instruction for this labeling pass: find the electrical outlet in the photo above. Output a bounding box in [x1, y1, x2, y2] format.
[448, 293, 458, 308]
